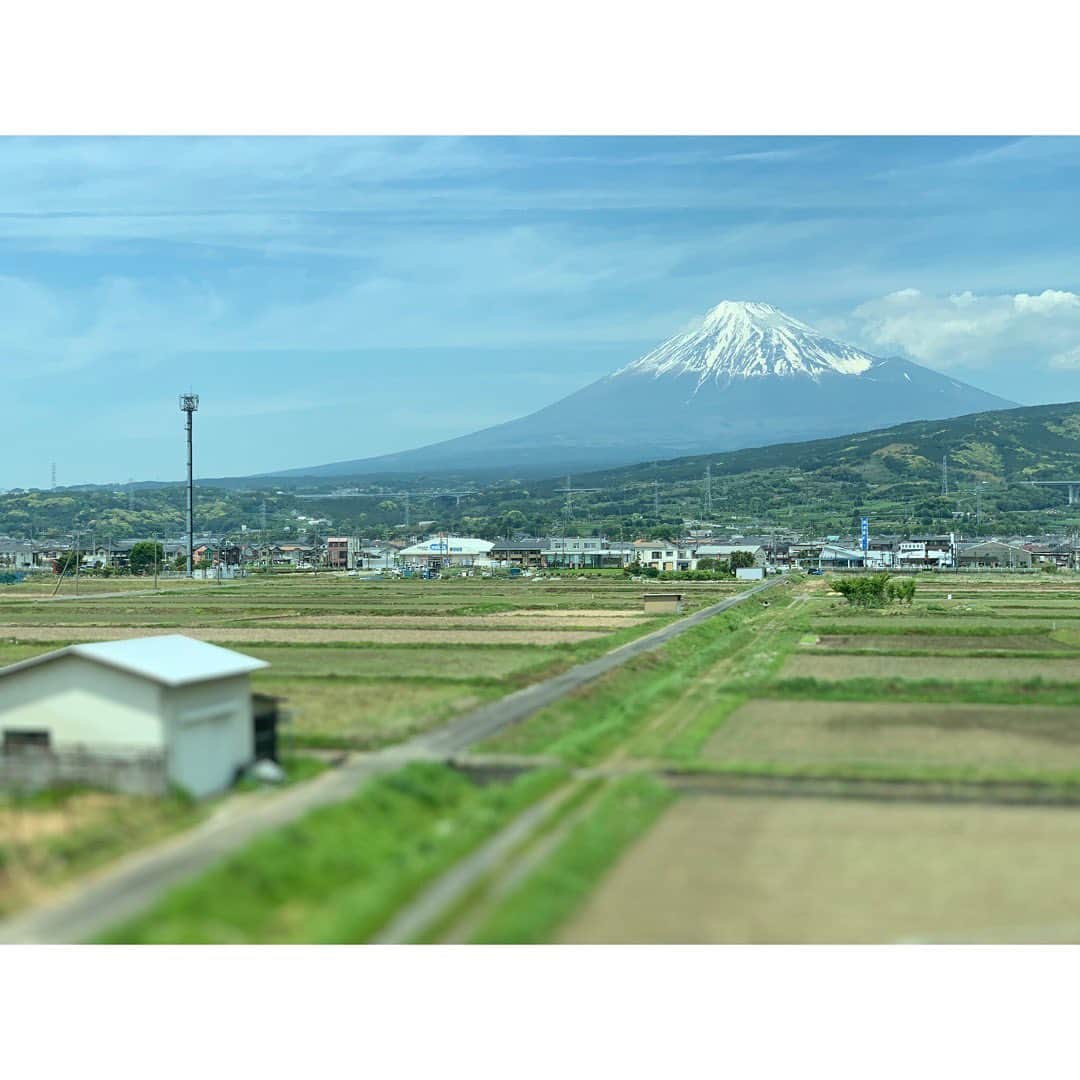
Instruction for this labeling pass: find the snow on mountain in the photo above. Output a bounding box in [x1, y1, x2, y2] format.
[619, 300, 875, 387]
[268, 299, 1018, 478]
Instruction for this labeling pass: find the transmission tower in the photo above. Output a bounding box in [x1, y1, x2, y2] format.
[704, 465, 713, 516]
[555, 476, 600, 519]
[51, 462, 56, 489]
[654, 480, 660, 517]
[941, 455, 948, 497]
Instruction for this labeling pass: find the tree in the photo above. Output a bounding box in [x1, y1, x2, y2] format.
[499, 509, 526, 537]
[729, 550, 757, 570]
[128, 540, 165, 576]
[54, 550, 83, 575]
[831, 572, 893, 607]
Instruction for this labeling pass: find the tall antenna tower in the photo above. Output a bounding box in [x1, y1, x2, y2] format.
[941, 454, 949, 497]
[179, 393, 199, 577]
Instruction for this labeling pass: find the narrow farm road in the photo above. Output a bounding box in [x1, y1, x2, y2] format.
[0, 576, 784, 944]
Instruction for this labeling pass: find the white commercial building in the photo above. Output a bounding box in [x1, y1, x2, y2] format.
[0, 635, 267, 798]
[397, 536, 494, 569]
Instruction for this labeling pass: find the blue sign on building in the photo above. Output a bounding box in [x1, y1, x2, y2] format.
[860, 517, 869, 552]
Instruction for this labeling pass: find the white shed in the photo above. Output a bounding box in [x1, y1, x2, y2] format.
[0, 635, 268, 798]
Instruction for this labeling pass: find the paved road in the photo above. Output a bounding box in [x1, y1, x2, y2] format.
[0, 577, 781, 944]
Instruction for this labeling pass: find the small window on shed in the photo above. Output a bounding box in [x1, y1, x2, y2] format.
[3, 729, 51, 752]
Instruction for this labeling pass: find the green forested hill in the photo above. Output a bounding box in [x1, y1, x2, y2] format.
[4, 402, 1080, 541]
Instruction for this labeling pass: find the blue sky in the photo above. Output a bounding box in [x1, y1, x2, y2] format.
[3, 135, 1080, 489]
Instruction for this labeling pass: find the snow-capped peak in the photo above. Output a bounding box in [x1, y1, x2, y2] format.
[618, 300, 877, 388]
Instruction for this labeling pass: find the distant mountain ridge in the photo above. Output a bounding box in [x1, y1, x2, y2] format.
[265, 300, 1017, 479]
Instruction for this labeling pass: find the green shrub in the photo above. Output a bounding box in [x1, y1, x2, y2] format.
[830, 572, 893, 607]
[888, 577, 917, 604]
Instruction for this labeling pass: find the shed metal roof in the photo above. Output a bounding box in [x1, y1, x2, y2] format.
[0, 634, 268, 688]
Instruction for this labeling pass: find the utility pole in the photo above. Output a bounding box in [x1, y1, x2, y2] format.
[179, 394, 199, 577]
[260, 500, 272, 573]
[154, 534, 159, 591]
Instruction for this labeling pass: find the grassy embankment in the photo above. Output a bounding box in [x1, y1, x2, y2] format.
[466, 774, 675, 944]
[98, 763, 565, 944]
[0, 756, 324, 920]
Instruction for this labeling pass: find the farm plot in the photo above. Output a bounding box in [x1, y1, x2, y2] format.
[780, 653, 1080, 683]
[272, 679, 504, 749]
[242, 644, 554, 681]
[0, 623, 607, 645]
[558, 794, 1080, 943]
[0, 574, 675, 755]
[703, 698, 1080, 772]
[804, 633, 1078, 654]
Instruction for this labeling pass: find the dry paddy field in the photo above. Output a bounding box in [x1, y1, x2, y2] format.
[559, 794, 1080, 944]
[0, 572, 692, 750]
[487, 573, 1080, 943]
[704, 698, 1080, 771]
[780, 653, 1080, 683]
[15, 570, 1080, 944]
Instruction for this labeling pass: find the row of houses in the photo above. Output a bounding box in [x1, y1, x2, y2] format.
[7, 529, 1079, 576]
[816, 536, 1080, 570]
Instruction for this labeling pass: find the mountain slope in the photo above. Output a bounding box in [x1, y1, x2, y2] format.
[271, 301, 1016, 478]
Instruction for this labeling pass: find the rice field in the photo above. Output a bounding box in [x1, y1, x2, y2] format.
[0, 572, 699, 749]
[14, 569, 1080, 944]
[557, 794, 1080, 944]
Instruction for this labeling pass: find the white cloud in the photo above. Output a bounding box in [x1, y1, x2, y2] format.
[845, 288, 1080, 369]
[1050, 345, 1080, 370]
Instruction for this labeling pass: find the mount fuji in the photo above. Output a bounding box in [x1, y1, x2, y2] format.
[278, 301, 1016, 477]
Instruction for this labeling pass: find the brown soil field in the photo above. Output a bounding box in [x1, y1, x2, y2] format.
[233, 611, 645, 629]
[704, 698, 1080, 770]
[0, 625, 605, 646]
[780, 653, 1080, 683]
[559, 794, 1080, 943]
[807, 633, 1077, 653]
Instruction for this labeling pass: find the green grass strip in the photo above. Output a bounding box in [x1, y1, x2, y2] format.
[479, 606, 766, 764]
[97, 762, 565, 944]
[760, 676, 1080, 707]
[467, 774, 675, 944]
